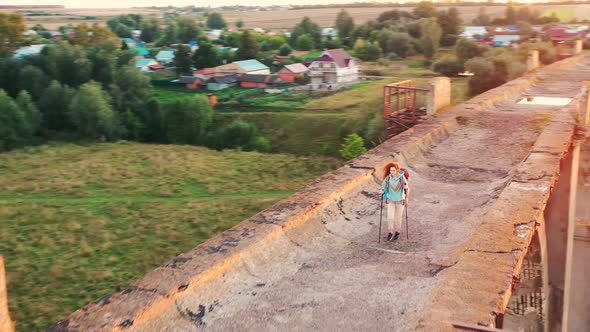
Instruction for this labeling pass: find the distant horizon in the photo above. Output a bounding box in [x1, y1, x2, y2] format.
[7, 0, 528, 9]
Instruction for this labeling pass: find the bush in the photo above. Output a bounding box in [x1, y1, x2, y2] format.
[339, 133, 367, 160]
[278, 43, 292, 56]
[252, 136, 271, 152]
[432, 55, 463, 77]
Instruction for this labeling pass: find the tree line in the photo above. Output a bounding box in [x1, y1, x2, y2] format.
[0, 16, 270, 153]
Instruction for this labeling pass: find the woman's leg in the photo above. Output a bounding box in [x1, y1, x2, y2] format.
[393, 203, 405, 233]
[386, 202, 395, 233]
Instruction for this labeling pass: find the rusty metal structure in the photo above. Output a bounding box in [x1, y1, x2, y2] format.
[382, 80, 429, 138]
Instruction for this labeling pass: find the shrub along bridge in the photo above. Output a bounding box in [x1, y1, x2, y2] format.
[2, 54, 590, 332]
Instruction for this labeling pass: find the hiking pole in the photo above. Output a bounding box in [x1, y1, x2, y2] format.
[405, 204, 409, 240]
[378, 195, 384, 243]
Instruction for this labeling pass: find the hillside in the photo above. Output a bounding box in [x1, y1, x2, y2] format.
[0, 142, 340, 331]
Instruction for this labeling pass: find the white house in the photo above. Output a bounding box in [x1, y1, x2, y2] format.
[205, 30, 223, 41]
[321, 27, 337, 39]
[460, 26, 488, 39]
[304, 49, 359, 89]
[135, 58, 158, 73]
[155, 50, 175, 65]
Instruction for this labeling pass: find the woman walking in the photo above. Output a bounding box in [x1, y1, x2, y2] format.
[381, 162, 409, 241]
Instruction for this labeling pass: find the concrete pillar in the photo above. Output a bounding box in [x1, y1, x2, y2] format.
[0, 256, 14, 332]
[562, 82, 590, 332]
[574, 40, 583, 55]
[427, 77, 451, 115]
[527, 50, 540, 71]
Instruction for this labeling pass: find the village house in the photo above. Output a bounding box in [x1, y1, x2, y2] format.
[155, 50, 175, 65]
[216, 59, 270, 75]
[207, 74, 239, 91]
[278, 63, 309, 83]
[135, 58, 158, 73]
[177, 75, 207, 89]
[460, 26, 488, 39]
[238, 74, 283, 88]
[305, 48, 359, 89]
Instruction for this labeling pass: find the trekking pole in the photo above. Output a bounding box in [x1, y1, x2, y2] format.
[405, 205, 409, 240]
[378, 195, 384, 243]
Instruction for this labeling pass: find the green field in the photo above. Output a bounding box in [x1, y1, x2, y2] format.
[0, 142, 339, 331]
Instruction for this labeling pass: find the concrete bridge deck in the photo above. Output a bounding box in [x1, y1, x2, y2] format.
[52, 54, 590, 331]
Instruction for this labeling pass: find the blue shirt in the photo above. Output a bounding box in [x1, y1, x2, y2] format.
[382, 171, 407, 202]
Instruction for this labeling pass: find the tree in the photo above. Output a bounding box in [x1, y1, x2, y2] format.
[296, 34, 314, 51]
[432, 55, 464, 76]
[413, 1, 437, 18]
[16, 91, 41, 137]
[455, 38, 482, 61]
[157, 22, 178, 46]
[420, 18, 442, 60]
[141, 17, 161, 43]
[380, 31, 414, 58]
[207, 12, 227, 29]
[340, 133, 367, 160]
[43, 41, 92, 87]
[506, 2, 516, 24]
[192, 41, 222, 69]
[437, 7, 462, 46]
[236, 19, 244, 29]
[37, 80, 75, 133]
[109, 65, 151, 139]
[378, 9, 414, 22]
[18, 65, 49, 100]
[68, 81, 116, 140]
[472, 7, 491, 26]
[237, 30, 260, 60]
[0, 90, 29, 151]
[177, 17, 201, 43]
[0, 13, 27, 55]
[278, 43, 292, 56]
[174, 44, 193, 75]
[290, 17, 322, 50]
[164, 95, 212, 145]
[335, 10, 355, 43]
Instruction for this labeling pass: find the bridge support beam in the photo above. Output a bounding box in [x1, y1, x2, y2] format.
[527, 50, 540, 71]
[427, 77, 451, 115]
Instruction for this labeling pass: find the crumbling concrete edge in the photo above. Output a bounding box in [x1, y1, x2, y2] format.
[51, 53, 588, 332]
[413, 90, 584, 330]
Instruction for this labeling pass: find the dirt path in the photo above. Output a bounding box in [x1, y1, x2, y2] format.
[133, 58, 590, 331]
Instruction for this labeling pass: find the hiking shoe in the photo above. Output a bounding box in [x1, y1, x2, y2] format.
[387, 232, 394, 241]
[393, 232, 400, 241]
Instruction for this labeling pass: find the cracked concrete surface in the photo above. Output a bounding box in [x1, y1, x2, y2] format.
[54, 54, 590, 331]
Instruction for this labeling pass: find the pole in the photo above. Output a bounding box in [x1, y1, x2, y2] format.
[379, 196, 383, 243]
[405, 205, 409, 240]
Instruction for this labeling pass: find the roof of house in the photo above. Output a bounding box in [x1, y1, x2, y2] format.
[233, 59, 269, 72]
[13, 44, 47, 58]
[194, 68, 216, 75]
[130, 47, 150, 56]
[135, 58, 156, 67]
[492, 35, 521, 42]
[544, 27, 587, 40]
[156, 50, 175, 59]
[208, 74, 238, 84]
[148, 64, 166, 70]
[123, 38, 135, 44]
[178, 76, 200, 84]
[305, 48, 354, 68]
[283, 63, 309, 73]
[238, 74, 282, 83]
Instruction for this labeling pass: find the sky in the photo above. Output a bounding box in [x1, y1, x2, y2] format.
[8, 0, 435, 8]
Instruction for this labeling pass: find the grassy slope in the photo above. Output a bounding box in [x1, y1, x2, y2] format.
[0, 142, 340, 331]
